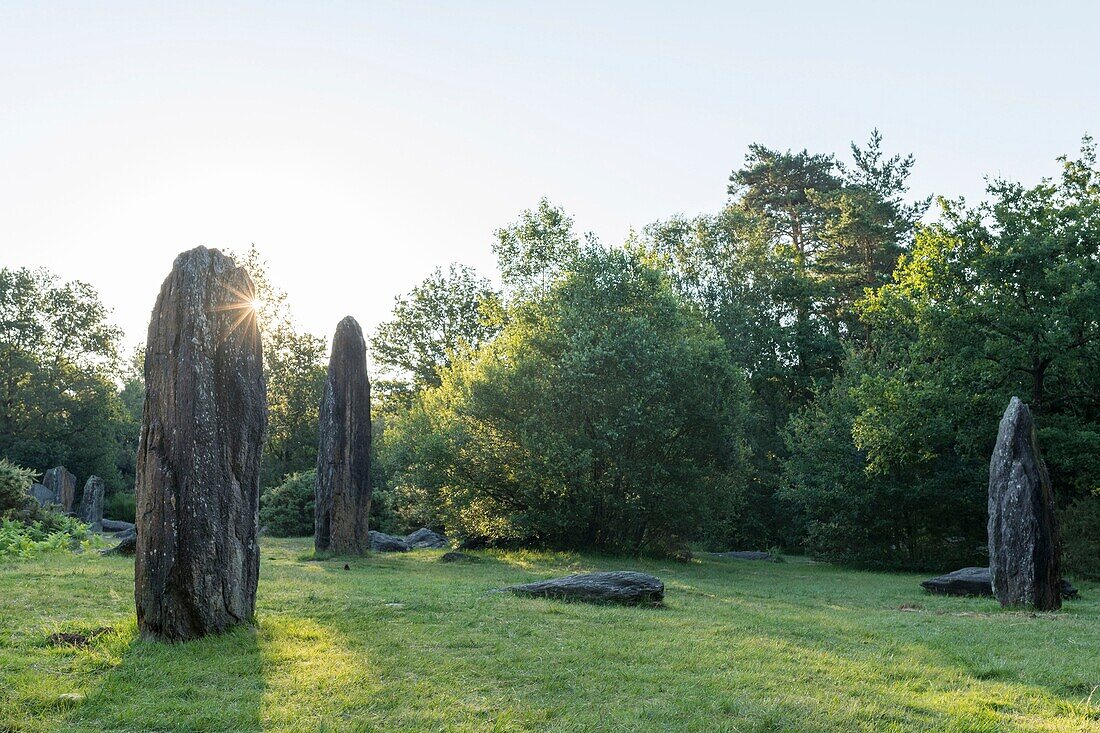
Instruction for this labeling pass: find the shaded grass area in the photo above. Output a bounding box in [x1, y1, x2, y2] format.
[2, 538, 1099, 732]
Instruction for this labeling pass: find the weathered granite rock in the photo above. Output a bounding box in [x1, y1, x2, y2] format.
[79, 476, 105, 532]
[101, 519, 135, 533]
[500, 571, 665, 606]
[43, 466, 77, 513]
[29, 483, 54, 507]
[922, 566, 1079, 599]
[101, 527, 136, 556]
[440, 551, 480, 563]
[369, 530, 410, 552]
[135, 246, 267, 641]
[711, 551, 779, 562]
[314, 316, 372, 555]
[988, 397, 1062, 611]
[406, 527, 448, 549]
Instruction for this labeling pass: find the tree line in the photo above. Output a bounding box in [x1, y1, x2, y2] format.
[2, 132, 1097, 574]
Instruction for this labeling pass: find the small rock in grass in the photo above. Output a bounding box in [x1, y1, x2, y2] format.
[56, 693, 84, 706]
[440, 551, 479, 563]
[500, 571, 664, 606]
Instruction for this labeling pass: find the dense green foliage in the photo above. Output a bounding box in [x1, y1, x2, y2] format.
[259, 470, 316, 538]
[3, 538, 1099, 731]
[385, 246, 748, 554]
[0, 458, 36, 515]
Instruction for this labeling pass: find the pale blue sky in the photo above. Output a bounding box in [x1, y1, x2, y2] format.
[2, 1, 1097, 349]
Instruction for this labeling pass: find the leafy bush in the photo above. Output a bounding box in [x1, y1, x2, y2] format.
[0, 458, 37, 515]
[105, 491, 136, 523]
[0, 515, 96, 559]
[260, 470, 316, 537]
[1062, 496, 1100, 580]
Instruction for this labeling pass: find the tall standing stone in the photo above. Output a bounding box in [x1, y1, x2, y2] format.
[135, 246, 267, 641]
[43, 466, 77, 513]
[988, 397, 1062, 611]
[79, 476, 105, 532]
[314, 316, 372, 554]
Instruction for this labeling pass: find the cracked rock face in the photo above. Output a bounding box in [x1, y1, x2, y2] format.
[43, 466, 76, 513]
[987, 397, 1062, 611]
[314, 316, 372, 555]
[79, 476, 104, 532]
[135, 247, 267, 641]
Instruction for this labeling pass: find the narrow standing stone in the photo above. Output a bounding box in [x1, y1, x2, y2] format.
[987, 397, 1062, 611]
[315, 316, 372, 554]
[43, 466, 77, 513]
[79, 476, 105, 532]
[135, 246, 267, 641]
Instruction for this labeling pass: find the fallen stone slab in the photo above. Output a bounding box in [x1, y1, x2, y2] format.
[499, 571, 664, 606]
[100, 528, 136, 557]
[406, 527, 448, 549]
[710, 551, 780, 562]
[922, 566, 1078, 599]
[369, 530, 410, 552]
[101, 519, 135, 533]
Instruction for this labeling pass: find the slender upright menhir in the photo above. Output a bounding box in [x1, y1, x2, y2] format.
[135, 246, 267, 641]
[315, 316, 372, 554]
[987, 396, 1061, 611]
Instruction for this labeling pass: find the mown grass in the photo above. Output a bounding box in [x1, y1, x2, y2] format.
[1, 538, 1098, 732]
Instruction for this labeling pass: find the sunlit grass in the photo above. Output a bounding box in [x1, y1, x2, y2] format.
[1, 539, 1098, 731]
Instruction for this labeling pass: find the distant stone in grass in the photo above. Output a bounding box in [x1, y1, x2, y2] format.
[314, 316, 373, 555]
[101, 519, 134, 533]
[369, 530, 411, 552]
[921, 566, 1078, 599]
[710, 551, 779, 562]
[440, 551, 479, 563]
[500, 571, 665, 606]
[987, 397, 1062, 611]
[79, 476, 104, 532]
[43, 466, 77, 513]
[406, 527, 448, 549]
[135, 247, 267, 642]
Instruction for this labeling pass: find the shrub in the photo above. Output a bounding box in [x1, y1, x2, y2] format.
[0, 515, 95, 559]
[105, 491, 136, 523]
[0, 459, 37, 515]
[1061, 496, 1100, 580]
[260, 470, 316, 537]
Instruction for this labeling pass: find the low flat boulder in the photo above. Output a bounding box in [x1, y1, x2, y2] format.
[405, 527, 448, 549]
[921, 567, 1079, 599]
[711, 551, 779, 562]
[440, 551, 480, 563]
[101, 519, 135, 533]
[369, 530, 410, 553]
[500, 571, 664, 606]
[100, 528, 136, 556]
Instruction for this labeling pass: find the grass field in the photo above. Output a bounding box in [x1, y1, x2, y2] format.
[2, 538, 1098, 733]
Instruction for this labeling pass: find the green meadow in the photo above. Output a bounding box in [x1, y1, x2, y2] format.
[1, 538, 1098, 733]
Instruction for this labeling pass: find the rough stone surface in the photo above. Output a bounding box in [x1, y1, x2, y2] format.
[987, 397, 1062, 611]
[406, 527, 448, 549]
[29, 483, 54, 507]
[314, 316, 372, 555]
[501, 571, 665, 606]
[369, 530, 410, 552]
[101, 527, 137, 556]
[43, 466, 77, 513]
[101, 519, 135, 533]
[440, 551, 480, 563]
[135, 246, 267, 641]
[922, 566, 1079, 599]
[79, 476, 105, 532]
[711, 551, 779, 562]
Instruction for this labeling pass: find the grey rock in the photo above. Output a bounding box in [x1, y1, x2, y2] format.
[43, 466, 77, 513]
[101, 527, 137, 556]
[406, 527, 448, 549]
[315, 316, 373, 555]
[79, 476, 105, 532]
[29, 483, 55, 507]
[101, 519, 135, 533]
[988, 397, 1062, 610]
[500, 571, 665, 606]
[135, 247, 267, 641]
[440, 551, 480, 563]
[369, 530, 410, 552]
[922, 566, 1079, 599]
[711, 551, 779, 562]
